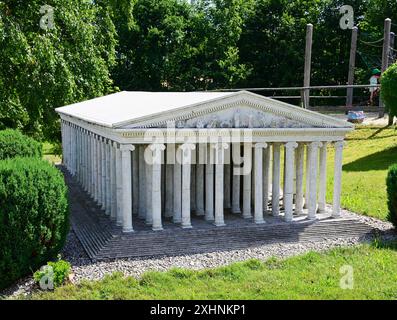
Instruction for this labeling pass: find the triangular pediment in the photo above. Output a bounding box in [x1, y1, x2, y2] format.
[118, 91, 352, 129]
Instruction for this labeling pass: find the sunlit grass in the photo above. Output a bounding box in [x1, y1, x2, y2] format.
[325, 126, 397, 220]
[27, 242, 397, 300]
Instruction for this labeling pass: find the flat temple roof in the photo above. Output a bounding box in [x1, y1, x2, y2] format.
[56, 91, 235, 127]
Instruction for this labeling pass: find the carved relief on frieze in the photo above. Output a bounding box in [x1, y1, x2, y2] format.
[144, 107, 313, 129]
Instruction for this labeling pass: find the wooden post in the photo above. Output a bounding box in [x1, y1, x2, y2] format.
[379, 18, 391, 118]
[303, 24, 313, 109]
[346, 26, 358, 109]
[389, 32, 395, 65]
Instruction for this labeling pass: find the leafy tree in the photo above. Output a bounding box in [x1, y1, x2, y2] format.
[0, 0, 117, 142]
[110, 0, 251, 91]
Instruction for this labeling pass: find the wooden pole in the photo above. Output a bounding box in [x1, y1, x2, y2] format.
[303, 24, 313, 109]
[389, 32, 395, 65]
[379, 18, 391, 118]
[346, 26, 358, 109]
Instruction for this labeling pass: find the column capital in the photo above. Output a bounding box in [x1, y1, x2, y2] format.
[120, 144, 135, 152]
[113, 141, 119, 148]
[211, 142, 229, 151]
[149, 143, 166, 152]
[255, 142, 268, 149]
[285, 142, 298, 149]
[309, 141, 323, 149]
[334, 141, 346, 149]
[179, 143, 196, 152]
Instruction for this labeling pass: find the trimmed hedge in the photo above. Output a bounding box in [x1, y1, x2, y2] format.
[0, 129, 42, 160]
[386, 164, 397, 228]
[0, 158, 69, 289]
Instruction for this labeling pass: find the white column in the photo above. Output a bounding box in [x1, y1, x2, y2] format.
[295, 143, 305, 215]
[195, 143, 205, 216]
[308, 142, 322, 220]
[231, 143, 241, 214]
[284, 142, 298, 222]
[90, 132, 95, 198]
[272, 143, 281, 216]
[165, 145, 174, 218]
[120, 144, 135, 232]
[138, 145, 146, 219]
[150, 144, 166, 231]
[318, 142, 328, 213]
[115, 144, 123, 226]
[304, 144, 311, 209]
[214, 143, 229, 227]
[110, 141, 117, 220]
[145, 145, 153, 225]
[224, 146, 231, 210]
[254, 143, 268, 224]
[180, 143, 196, 228]
[94, 135, 99, 203]
[173, 145, 182, 223]
[101, 138, 106, 210]
[333, 141, 345, 218]
[263, 147, 271, 213]
[243, 143, 252, 218]
[132, 148, 139, 216]
[205, 144, 214, 221]
[105, 141, 111, 215]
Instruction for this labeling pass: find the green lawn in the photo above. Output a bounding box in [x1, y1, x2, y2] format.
[42, 142, 62, 164]
[325, 126, 397, 220]
[28, 241, 397, 300]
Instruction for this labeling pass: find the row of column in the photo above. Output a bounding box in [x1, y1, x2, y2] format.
[61, 121, 345, 233]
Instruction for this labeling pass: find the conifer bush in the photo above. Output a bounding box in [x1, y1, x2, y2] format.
[0, 129, 42, 160]
[0, 157, 68, 289]
[386, 164, 397, 228]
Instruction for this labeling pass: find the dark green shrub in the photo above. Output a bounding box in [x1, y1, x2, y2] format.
[386, 164, 397, 228]
[33, 258, 71, 289]
[381, 63, 397, 124]
[0, 129, 42, 160]
[0, 158, 69, 289]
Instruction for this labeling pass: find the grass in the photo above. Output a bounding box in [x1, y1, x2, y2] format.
[42, 142, 62, 164]
[28, 241, 397, 300]
[325, 125, 397, 220]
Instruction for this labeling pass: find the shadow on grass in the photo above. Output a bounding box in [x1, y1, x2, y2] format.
[371, 238, 397, 251]
[346, 125, 395, 141]
[343, 146, 397, 172]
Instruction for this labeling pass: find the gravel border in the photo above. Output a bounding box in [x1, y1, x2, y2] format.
[2, 207, 396, 299]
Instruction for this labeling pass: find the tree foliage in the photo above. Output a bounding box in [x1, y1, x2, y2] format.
[1, 0, 397, 142]
[0, 0, 117, 141]
[381, 62, 397, 118]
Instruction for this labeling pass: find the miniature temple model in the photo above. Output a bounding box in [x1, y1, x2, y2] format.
[56, 91, 353, 233]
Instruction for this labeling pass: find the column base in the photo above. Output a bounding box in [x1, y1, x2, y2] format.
[116, 221, 122, 227]
[181, 224, 193, 229]
[317, 209, 327, 214]
[152, 226, 164, 231]
[332, 214, 341, 219]
[243, 214, 252, 219]
[122, 228, 134, 233]
[173, 218, 182, 224]
[231, 209, 241, 214]
[284, 217, 293, 223]
[307, 215, 318, 221]
[214, 222, 226, 227]
[255, 219, 266, 224]
[205, 215, 215, 222]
